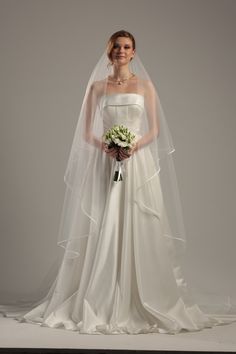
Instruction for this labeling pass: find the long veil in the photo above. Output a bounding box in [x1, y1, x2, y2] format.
[1, 49, 236, 321]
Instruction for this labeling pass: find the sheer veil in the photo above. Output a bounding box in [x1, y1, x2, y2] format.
[1, 47, 236, 320]
[61, 51, 185, 257]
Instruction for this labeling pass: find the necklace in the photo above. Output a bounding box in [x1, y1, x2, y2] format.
[109, 73, 135, 85]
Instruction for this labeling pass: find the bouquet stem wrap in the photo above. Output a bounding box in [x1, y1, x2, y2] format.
[114, 159, 124, 182]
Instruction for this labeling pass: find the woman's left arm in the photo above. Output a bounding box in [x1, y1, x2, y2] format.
[119, 80, 160, 160]
[135, 80, 160, 150]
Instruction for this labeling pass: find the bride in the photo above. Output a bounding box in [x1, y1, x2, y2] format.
[1, 30, 236, 335]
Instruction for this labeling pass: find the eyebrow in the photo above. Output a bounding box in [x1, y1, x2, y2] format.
[114, 43, 131, 46]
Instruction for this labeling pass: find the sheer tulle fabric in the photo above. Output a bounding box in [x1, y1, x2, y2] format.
[1, 52, 236, 334]
[59, 53, 186, 264]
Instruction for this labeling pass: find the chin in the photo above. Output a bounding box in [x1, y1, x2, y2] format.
[115, 59, 129, 65]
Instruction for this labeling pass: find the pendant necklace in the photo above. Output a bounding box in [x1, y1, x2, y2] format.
[109, 73, 135, 85]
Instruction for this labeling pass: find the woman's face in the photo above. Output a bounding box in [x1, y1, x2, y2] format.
[111, 37, 135, 66]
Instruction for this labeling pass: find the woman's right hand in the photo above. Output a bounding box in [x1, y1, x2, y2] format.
[102, 142, 118, 159]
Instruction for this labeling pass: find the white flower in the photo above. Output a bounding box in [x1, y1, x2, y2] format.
[104, 124, 136, 150]
[119, 141, 129, 147]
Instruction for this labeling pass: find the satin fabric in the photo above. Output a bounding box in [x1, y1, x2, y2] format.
[8, 93, 236, 334]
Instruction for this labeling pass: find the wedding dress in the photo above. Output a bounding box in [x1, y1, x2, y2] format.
[5, 93, 235, 335]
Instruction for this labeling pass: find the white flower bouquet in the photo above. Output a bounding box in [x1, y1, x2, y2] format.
[102, 124, 137, 181]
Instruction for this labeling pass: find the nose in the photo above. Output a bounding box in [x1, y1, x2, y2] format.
[118, 47, 125, 53]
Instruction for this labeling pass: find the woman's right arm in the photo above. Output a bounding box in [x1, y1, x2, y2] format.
[84, 83, 117, 159]
[84, 82, 103, 149]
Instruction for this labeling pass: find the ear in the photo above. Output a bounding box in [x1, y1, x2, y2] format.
[132, 49, 136, 58]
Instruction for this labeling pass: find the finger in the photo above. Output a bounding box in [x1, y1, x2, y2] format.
[106, 147, 116, 154]
[120, 149, 130, 158]
[107, 151, 117, 156]
[108, 147, 117, 153]
[107, 150, 118, 158]
[118, 152, 129, 160]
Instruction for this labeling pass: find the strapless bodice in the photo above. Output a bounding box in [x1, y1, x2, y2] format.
[100, 93, 144, 135]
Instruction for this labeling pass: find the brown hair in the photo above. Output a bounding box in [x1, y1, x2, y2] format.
[107, 30, 136, 63]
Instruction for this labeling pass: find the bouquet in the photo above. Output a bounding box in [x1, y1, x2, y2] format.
[102, 125, 137, 181]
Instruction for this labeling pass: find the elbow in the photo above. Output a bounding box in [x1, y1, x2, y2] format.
[151, 127, 159, 140]
[84, 132, 93, 144]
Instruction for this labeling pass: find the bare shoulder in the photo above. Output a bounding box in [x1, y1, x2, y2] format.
[132, 76, 156, 97]
[143, 79, 156, 96]
[89, 79, 106, 98]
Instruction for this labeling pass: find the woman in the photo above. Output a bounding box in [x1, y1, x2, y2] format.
[1, 30, 236, 334]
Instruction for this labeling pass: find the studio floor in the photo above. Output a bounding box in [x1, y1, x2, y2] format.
[1, 317, 236, 352]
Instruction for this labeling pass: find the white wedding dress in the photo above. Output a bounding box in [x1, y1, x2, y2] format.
[6, 93, 236, 334]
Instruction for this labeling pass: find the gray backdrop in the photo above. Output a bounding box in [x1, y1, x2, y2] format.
[0, 0, 235, 305]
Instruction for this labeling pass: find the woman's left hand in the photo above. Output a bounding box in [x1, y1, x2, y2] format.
[118, 142, 138, 161]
